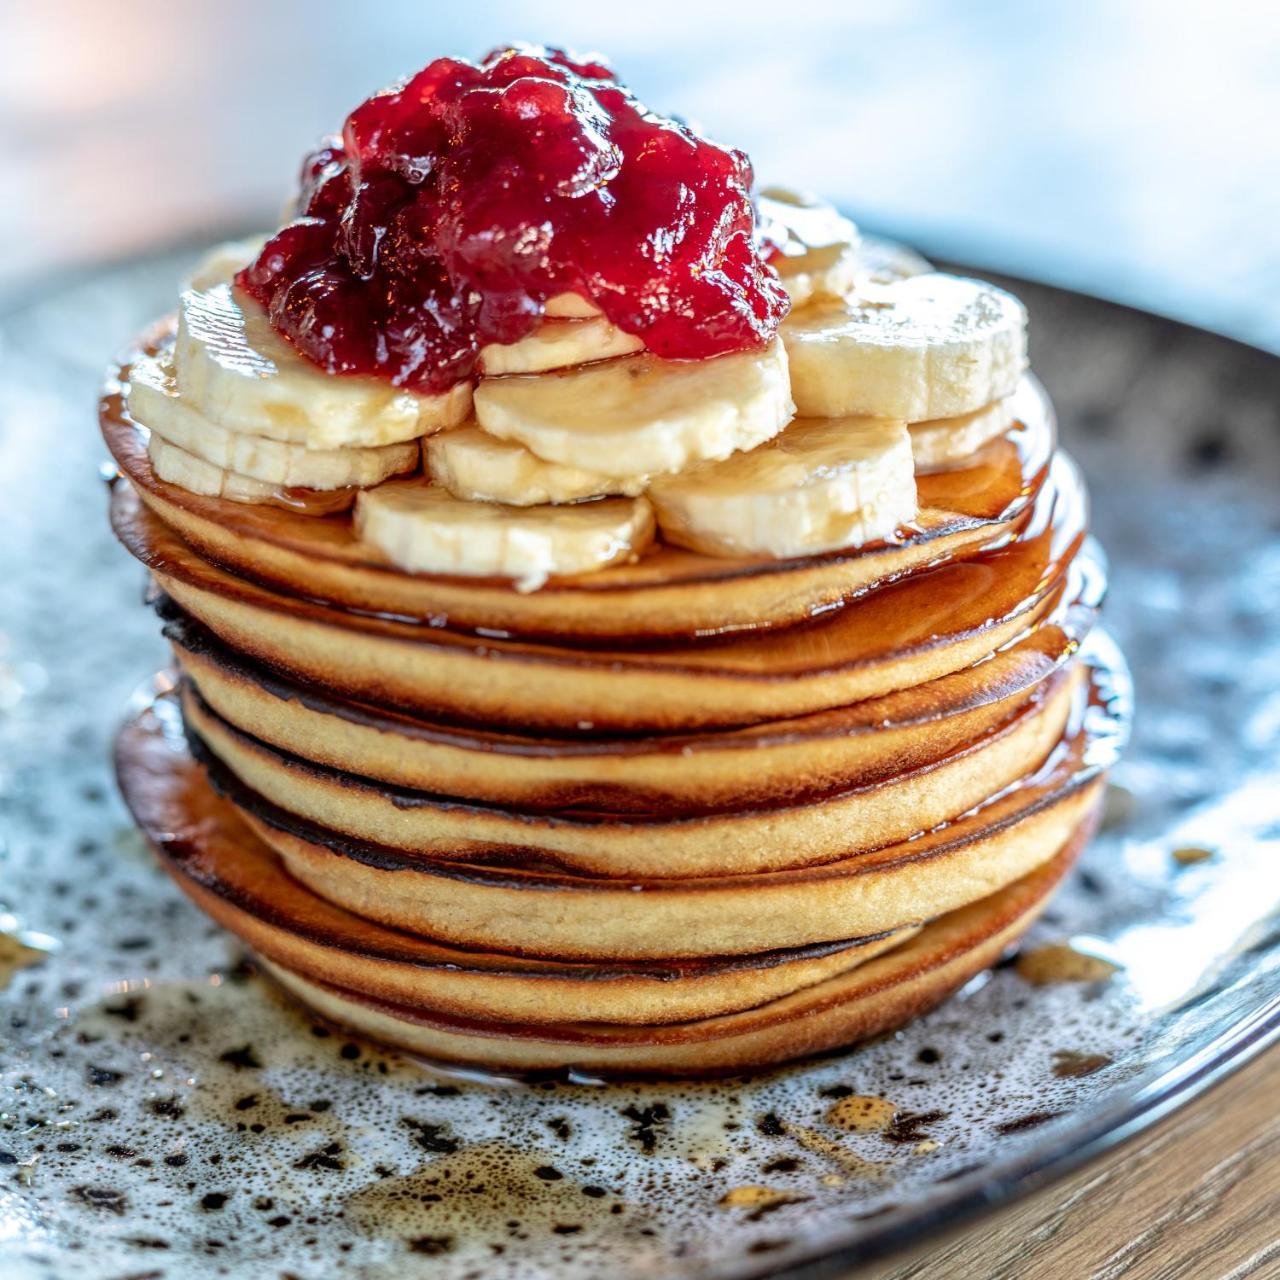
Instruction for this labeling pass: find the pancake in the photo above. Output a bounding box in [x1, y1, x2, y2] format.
[103, 288, 1127, 1073]
[101, 83, 1127, 1079]
[114, 701, 915, 1025]
[109, 452, 1087, 731]
[260, 823, 1090, 1077]
[166, 560, 1102, 812]
[103, 344, 1054, 640]
[200, 642, 1127, 961]
[179, 664, 1080, 877]
[115, 686, 1096, 1075]
[246, 764, 1101, 962]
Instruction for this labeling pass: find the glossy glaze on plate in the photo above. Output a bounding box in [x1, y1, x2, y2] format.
[0, 249, 1277, 1279]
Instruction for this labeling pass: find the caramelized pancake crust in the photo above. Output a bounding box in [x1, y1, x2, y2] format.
[166, 585, 1099, 811]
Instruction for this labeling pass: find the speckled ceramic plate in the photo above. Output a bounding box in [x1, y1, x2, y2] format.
[1, 248, 1278, 1280]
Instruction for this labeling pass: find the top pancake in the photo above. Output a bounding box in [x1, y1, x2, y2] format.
[102, 339, 1054, 640]
[111, 453, 1087, 731]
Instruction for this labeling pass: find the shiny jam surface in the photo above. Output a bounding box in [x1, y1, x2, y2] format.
[237, 45, 790, 392]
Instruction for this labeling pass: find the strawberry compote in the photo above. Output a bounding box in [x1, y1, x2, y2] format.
[237, 45, 789, 393]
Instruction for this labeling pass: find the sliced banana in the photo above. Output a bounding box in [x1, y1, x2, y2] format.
[649, 416, 915, 558]
[174, 283, 472, 450]
[129, 351, 418, 490]
[148, 435, 279, 504]
[356, 482, 655, 591]
[426, 426, 646, 506]
[186, 238, 265, 291]
[480, 316, 644, 375]
[782, 273, 1027, 420]
[758, 187, 859, 306]
[475, 339, 793, 478]
[857, 235, 932, 284]
[544, 292, 602, 318]
[910, 395, 1018, 470]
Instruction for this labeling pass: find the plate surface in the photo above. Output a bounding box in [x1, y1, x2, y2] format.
[0, 249, 1278, 1280]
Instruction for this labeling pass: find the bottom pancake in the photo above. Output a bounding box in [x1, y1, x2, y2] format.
[260, 821, 1091, 1077]
[114, 696, 915, 1026]
[113, 636, 1128, 1074]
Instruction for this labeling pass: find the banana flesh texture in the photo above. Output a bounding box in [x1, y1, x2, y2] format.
[426, 426, 647, 506]
[857, 235, 932, 284]
[782, 273, 1027, 420]
[544, 293, 601, 318]
[356, 482, 656, 591]
[129, 351, 418, 489]
[475, 339, 794, 477]
[758, 187, 860, 306]
[480, 316, 644, 375]
[185, 238, 264, 291]
[148, 435, 282, 504]
[910, 395, 1017, 470]
[173, 282, 472, 450]
[649, 416, 915, 557]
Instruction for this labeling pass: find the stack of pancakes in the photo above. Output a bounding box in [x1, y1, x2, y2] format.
[106, 350, 1129, 1077]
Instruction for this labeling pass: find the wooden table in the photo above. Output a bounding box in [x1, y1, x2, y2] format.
[864, 1047, 1280, 1279]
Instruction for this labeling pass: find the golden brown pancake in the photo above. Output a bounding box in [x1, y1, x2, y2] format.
[103, 344, 1054, 640]
[193, 646, 1123, 962]
[179, 664, 1080, 877]
[166, 574, 1100, 812]
[109, 454, 1086, 731]
[115, 688, 1097, 1075]
[260, 824, 1090, 1077]
[246, 768, 1101, 961]
[114, 703, 916, 1025]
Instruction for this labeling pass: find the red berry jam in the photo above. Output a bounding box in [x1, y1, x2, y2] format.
[237, 45, 789, 393]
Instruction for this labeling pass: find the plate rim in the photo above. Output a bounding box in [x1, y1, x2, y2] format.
[754, 994, 1280, 1279]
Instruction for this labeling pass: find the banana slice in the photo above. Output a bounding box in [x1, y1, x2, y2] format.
[174, 283, 472, 450]
[480, 316, 644, 375]
[857, 235, 932, 284]
[186, 238, 265, 291]
[356, 483, 655, 591]
[649, 416, 915, 558]
[475, 339, 793, 477]
[129, 351, 419, 490]
[426, 426, 647, 506]
[758, 187, 859, 306]
[910, 395, 1018, 470]
[545, 293, 601, 318]
[147, 435, 279, 503]
[782, 273, 1027, 420]
[189, 254, 609, 323]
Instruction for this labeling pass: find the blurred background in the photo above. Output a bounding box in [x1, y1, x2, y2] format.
[2, 0, 1278, 348]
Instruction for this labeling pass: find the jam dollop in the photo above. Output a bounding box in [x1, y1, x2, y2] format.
[237, 45, 789, 393]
